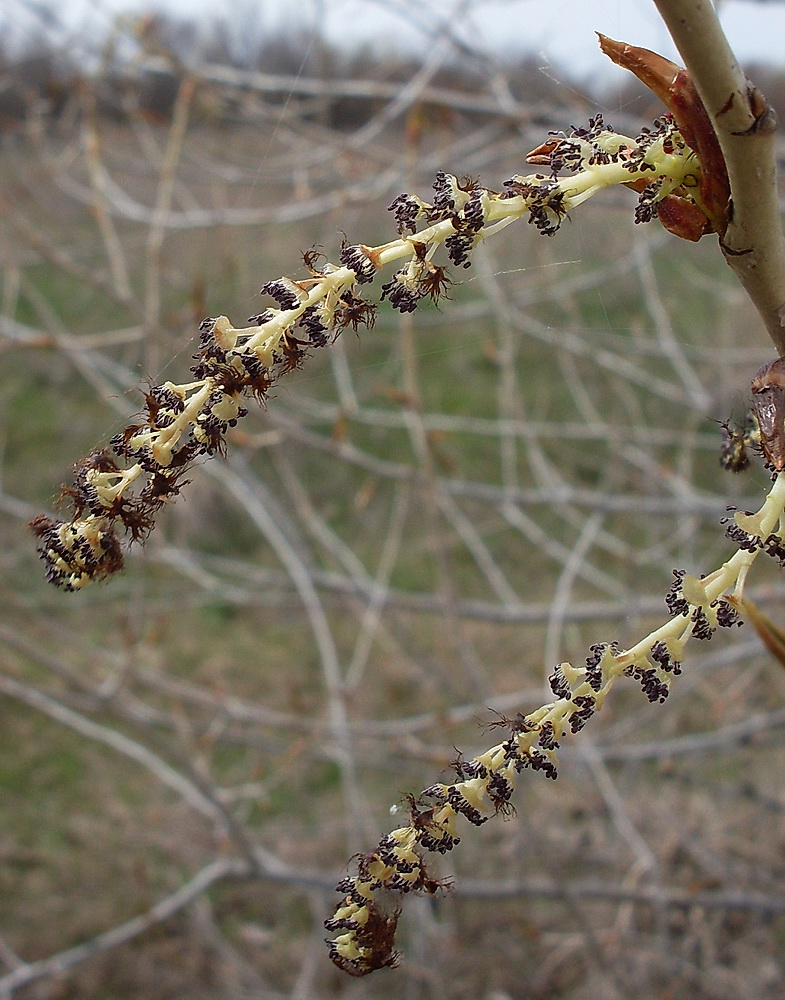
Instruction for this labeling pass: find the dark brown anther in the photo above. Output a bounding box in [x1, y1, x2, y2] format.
[751, 359, 785, 470]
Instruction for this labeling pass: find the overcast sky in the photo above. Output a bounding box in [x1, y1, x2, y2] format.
[7, 0, 785, 81]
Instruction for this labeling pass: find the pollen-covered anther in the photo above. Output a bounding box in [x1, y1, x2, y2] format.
[460, 189, 489, 232]
[762, 532, 785, 564]
[380, 269, 422, 313]
[246, 310, 274, 328]
[430, 170, 475, 218]
[650, 640, 682, 674]
[388, 191, 431, 234]
[447, 788, 488, 826]
[259, 276, 309, 309]
[452, 758, 488, 780]
[548, 664, 572, 699]
[444, 231, 475, 268]
[583, 641, 619, 691]
[623, 656, 672, 703]
[665, 568, 690, 616]
[714, 598, 742, 628]
[324, 890, 401, 977]
[537, 720, 560, 751]
[339, 243, 379, 283]
[690, 606, 714, 640]
[423, 778, 489, 826]
[487, 770, 515, 811]
[635, 179, 666, 224]
[725, 521, 763, 552]
[569, 694, 596, 734]
[501, 174, 568, 235]
[30, 514, 124, 591]
[419, 833, 458, 854]
[296, 305, 330, 346]
[515, 747, 558, 779]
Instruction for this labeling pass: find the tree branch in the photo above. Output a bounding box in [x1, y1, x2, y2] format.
[651, 0, 785, 354]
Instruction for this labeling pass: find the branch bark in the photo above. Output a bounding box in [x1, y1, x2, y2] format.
[652, 0, 785, 355]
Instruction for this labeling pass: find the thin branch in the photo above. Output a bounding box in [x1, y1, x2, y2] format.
[205, 458, 371, 848]
[142, 74, 194, 369]
[0, 859, 248, 997]
[134, 54, 538, 120]
[456, 876, 785, 914]
[0, 674, 224, 823]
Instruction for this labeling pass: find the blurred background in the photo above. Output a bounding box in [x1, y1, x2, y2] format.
[2, 1, 785, 998]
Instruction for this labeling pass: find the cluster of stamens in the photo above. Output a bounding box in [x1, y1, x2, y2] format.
[525, 113, 696, 231]
[325, 402, 785, 977]
[32, 111, 707, 589]
[324, 553, 754, 976]
[30, 265, 368, 588]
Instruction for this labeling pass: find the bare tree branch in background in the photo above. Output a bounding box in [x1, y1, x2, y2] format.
[2, 0, 785, 996]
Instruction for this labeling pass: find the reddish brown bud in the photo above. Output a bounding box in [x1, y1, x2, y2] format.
[597, 34, 730, 236]
[751, 359, 785, 470]
[655, 193, 712, 242]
